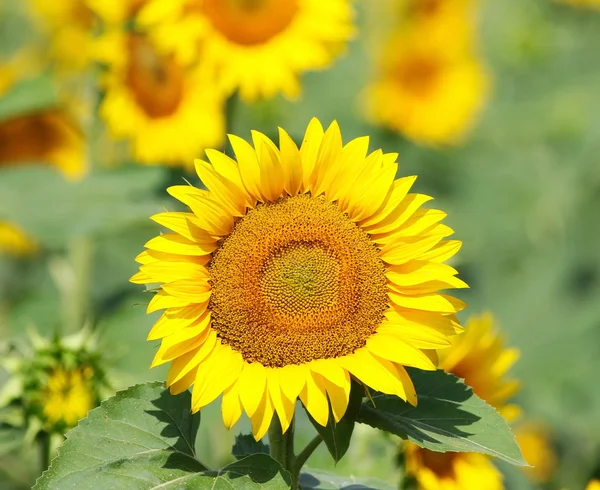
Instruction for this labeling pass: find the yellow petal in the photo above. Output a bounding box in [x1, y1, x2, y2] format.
[252, 130, 284, 202]
[267, 369, 295, 434]
[221, 381, 243, 430]
[300, 118, 324, 189]
[169, 366, 197, 396]
[250, 390, 274, 441]
[151, 314, 211, 367]
[166, 329, 218, 386]
[147, 302, 208, 341]
[194, 159, 246, 216]
[389, 292, 466, 313]
[376, 323, 450, 349]
[386, 262, 459, 287]
[278, 127, 302, 195]
[299, 371, 329, 427]
[280, 363, 308, 404]
[145, 234, 216, 256]
[205, 148, 252, 206]
[367, 334, 436, 370]
[310, 358, 348, 388]
[366, 194, 433, 235]
[379, 235, 446, 265]
[161, 281, 211, 302]
[151, 212, 217, 244]
[317, 370, 351, 423]
[147, 290, 190, 314]
[238, 362, 268, 418]
[130, 271, 152, 284]
[419, 240, 462, 262]
[192, 345, 243, 412]
[360, 176, 417, 228]
[229, 134, 264, 202]
[141, 260, 209, 284]
[310, 120, 343, 196]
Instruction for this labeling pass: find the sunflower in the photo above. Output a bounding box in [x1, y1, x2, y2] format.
[403, 313, 519, 490]
[28, 0, 97, 70]
[137, 0, 356, 101]
[365, 7, 489, 144]
[97, 32, 225, 166]
[404, 443, 503, 490]
[0, 222, 38, 257]
[0, 110, 86, 180]
[131, 119, 466, 440]
[514, 422, 557, 484]
[41, 367, 95, 427]
[588, 481, 600, 490]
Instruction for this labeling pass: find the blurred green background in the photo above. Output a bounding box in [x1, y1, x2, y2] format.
[1, 0, 600, 488]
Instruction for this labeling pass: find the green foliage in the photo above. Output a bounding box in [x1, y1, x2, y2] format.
[299, 469, 396, 490]
[358, 369, 526, 466]
[306, 382, 364, 464]
[232, 434, 269, 460]
[34, 382, 291, 490]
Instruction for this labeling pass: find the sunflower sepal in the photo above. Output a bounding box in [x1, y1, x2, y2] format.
[305, 380, 364, 464]
[357, 369, 527, 466]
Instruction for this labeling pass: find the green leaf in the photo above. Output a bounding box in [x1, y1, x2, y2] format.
[34, 383, 291, 489]
[34, 382, 205, 489]
[299, 469, 396, 490]
[306, 382, 363, 464]
[232, 433, 269, 460]
[357, 369, 527, 466]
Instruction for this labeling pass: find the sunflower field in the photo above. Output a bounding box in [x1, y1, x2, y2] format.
[1, 0, 600, 489]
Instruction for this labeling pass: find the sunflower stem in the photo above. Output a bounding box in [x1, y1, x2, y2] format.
[38, 431, 51, 474]
[292, 434, 323, 483]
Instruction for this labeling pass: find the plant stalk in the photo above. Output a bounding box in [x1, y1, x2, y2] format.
[38, 431, 51, 474]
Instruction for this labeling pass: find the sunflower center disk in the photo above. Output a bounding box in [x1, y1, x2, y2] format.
[208, 195, 389, 368]
[201, 0, 299, 45]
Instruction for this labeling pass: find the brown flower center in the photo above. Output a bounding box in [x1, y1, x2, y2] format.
[394, 56, 441, 98]
[125, 35, 185, 118]
[200, 0, 299, 46]
[208, 194, 388, 368]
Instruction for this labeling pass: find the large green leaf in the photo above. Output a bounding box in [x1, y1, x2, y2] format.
[357, 369, 526, 466]
[232, 433, 270, 460]
[306, 382, 364, 464]
[299, 469, 396, 490]
[34, 382, 290, 489]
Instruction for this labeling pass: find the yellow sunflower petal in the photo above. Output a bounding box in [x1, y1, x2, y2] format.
[238, 362, 268, 418]
[267, 369, 295, 434]
[278, 127, 302, 195]
[221, 382, 243, 430]
[367, 334, 436, 370]
[299, 371, 329, 427]
[166, 330, 218, 386]
[145, 234, 216, 256]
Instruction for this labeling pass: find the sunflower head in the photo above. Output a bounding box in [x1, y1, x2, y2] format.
[132, 119, 467, 440]
[403, 441, 503, 490]
[137, 0, 355, 100]
[514, 422, 557, 484]
[0, 110, 86, 180]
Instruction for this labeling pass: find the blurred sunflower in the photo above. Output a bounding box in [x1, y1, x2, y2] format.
[137, 0, 356, 101]
[0, 110, 86, 180]
[132, 118, 467, 440]
[41, 367, 95, 427]
[365, 18, 489, 145]
[97, 32, 225, 166]
[403, 313, 519, 490]
[587, 481, 600, 490]
[514, 422, 557, 484]
[0, 222, 38, 257]
[28, 0, 97, 70]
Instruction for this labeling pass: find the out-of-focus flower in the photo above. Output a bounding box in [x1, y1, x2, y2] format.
[41, 367, 95, 427]
[137, 0, 356, 101]
[86, 0, 147, 25]
[131, 118, 467, 440]
[96, 32, 224, 166]
[0, 327, 110, 436]
[27, 0, 97, 71]
[404, 443, 503, 490]
[0, 109, 87, 180]
[514, 422, 557, 484]
[365, 18, 489, 145]
[0, 222, 38, 257]
[0, 110, 87, 180]
[440, 312, 521, 422]
[586, 480, 600, 490]
[403, 313, 519, 490]
[0, 49, 42, 97]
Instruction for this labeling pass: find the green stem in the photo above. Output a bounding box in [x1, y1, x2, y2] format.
[268, 416, 324, 490]
[38, 431, 51, 474]
[65, 235, 93, 334]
